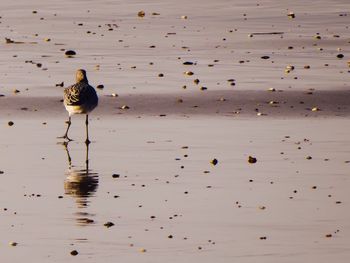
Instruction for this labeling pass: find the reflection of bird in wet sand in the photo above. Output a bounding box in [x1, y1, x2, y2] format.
[59, 69, 98, 144]
[63, 142, 99, 212]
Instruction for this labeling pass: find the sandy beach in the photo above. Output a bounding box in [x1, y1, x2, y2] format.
[0, 0, 349, 262]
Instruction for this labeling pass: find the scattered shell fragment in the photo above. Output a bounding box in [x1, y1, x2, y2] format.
[184, 71, 194, 76]
[139, 248, 147, 253]
[193, 79, 200, 84]
[9, 242, 17, 246]
[285, 65, 295, 72]
[5, 38, 15, 44]
[306, 156, 312, 160]
[121, 105, 130, 110]
[311, 107, 320, 112]
[248, 156, 257, 163]
[138, 11, 145, 17]
[13, 89, 20, 94]
[287, 12, 295, 18]
[181, 15, 188, 19]
[267, 87, 276, 92]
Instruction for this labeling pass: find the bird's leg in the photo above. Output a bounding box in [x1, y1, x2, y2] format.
[85, 114, 91, 145]
[62, 141, 72, 168]
[85, 140, 90, 172]
[58, 116, 73, 141]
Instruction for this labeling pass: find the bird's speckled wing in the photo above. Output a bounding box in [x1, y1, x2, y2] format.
[64, 82, 97, 106]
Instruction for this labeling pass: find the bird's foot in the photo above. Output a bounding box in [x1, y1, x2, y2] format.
[57, 135, 73, 142]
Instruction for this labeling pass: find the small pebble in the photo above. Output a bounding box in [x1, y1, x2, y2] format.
[138, 11, 145, 17]
[184, 71, 194, 76]
[287, 12, 295, 18]
[104, 222, 115, 228]
[210, 158, 218, 165]
[248, 156, 257, 163]
[70, 250, 78, 256]
[65, 50, 76, 57]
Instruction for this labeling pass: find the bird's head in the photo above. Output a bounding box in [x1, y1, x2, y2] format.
[76, 69, 88, 83]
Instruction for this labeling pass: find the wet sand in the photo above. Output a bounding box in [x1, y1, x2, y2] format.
[1, 89, 350, 118]
[0, 0, 350, 262]
[1, 117, 350, 263]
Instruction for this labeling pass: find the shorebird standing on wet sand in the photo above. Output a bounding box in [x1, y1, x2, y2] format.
[59, 69, 98, 144]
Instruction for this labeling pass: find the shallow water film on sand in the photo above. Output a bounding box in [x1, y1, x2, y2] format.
[0, 0, 350, 262]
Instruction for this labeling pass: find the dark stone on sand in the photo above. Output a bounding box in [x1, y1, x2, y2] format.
[210, 158, 218, 165]
[104, 221, 115, 228]
[65, 50, 76, 57]
[248, 156, 257, 163]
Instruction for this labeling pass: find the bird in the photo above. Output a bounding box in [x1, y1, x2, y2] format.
[59, 69, 98, 144]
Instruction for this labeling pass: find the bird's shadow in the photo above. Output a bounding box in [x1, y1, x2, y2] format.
[61, 141, 99, 225]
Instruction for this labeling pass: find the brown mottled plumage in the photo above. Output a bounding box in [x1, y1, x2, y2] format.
[59, 69, 98, 143]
